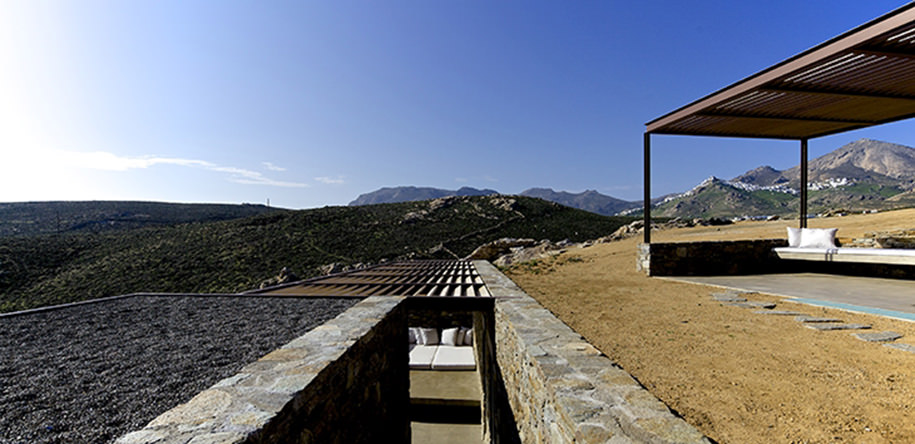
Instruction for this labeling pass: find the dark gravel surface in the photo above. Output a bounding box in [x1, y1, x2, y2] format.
[0, 295, 359, 444]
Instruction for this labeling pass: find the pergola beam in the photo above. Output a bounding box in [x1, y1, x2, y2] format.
[759, 85, 915, 102]
[696, 110, 878, 125]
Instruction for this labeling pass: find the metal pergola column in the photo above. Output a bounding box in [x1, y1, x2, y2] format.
[800, 139, 808, 229]
[643, 132, 651, 243]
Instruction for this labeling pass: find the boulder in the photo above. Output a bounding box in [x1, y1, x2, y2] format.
[492, 240, 566, 267]
[258, 267, 299, 289]
[464, 238, 538, 261]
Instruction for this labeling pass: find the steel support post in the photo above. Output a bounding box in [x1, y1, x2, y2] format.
[800, 138, 808, 229]
[643, 132, 651, 243]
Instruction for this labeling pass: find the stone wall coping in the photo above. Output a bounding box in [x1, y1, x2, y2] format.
[474, 260, 711, 444]
[115, 296, 404, 444]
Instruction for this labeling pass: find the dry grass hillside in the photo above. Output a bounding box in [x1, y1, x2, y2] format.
[650, 208, 915, 244]
[506, 208, 915, 444]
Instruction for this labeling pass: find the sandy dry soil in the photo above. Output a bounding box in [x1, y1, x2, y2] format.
[505, 209, 915, 444]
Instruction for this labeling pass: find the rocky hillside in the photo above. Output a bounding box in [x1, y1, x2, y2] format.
[737, 139, 915, 190]
[0, 195, 634, 313]
[0, 201, 276, 238]
[653, 139, 915, 218]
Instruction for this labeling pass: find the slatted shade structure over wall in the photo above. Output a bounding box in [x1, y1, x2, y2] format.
[643, 3, 915, 242]
[256, 260, 495, 298]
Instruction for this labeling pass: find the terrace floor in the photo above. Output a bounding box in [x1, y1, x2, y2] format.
[410, 369, 483, 444]
[668, 273, 915, 321]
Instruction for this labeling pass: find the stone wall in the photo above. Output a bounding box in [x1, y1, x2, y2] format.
[116, 296, 410, 444]
[473, 261, 710, 444]
[638, 239, 789, 276]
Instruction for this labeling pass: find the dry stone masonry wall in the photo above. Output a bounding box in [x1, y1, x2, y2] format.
[475, 260, 711, 444]
[116, 296, 409, 444]
[638, 239, 788, 276]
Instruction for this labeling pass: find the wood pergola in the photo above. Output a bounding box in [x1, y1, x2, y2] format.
[643, 3, 915, 243]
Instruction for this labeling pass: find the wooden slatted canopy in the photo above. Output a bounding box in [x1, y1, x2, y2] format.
[642, 3, 915, 243]
[647, 3, 915, 139]
[253, 260, 496, 298]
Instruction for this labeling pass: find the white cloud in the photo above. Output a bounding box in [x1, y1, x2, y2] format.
[315, 176, 345, 185]
[262, 162, 286, 172]
[54, 150, 309, 188]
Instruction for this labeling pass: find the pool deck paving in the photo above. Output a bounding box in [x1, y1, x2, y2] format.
[667, 273, 915, 322]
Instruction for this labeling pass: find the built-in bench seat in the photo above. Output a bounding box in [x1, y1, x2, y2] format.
[408, 326, 476, 370]
[409, 344, 476, 370]
[774, 247, 915, 265]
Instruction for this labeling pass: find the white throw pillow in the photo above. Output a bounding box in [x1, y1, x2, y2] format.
[463, 328, 473, 346]
[418, 327, 439, 345]
[799, 228, 838, 249]
[786, 227, 801, 247]
[441, 327, 460, 346]
[455, 328, 466, 345]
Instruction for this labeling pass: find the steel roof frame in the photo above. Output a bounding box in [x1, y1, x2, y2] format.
[642, 3, 915, 243]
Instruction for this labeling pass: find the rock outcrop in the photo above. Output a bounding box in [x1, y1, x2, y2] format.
[259, 267, 299, 289]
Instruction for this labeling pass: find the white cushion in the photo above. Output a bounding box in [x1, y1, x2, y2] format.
[441, 327, 460, 346]
[409, 345, 437, 369]
[431, 345, 476, 370]
[418, 327, 439, 345]
[798, 228, 838, 249]
[786, 227, 801, 247]
[463, 328, 473, 346]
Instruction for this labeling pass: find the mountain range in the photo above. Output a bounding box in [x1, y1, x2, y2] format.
[349, 139, 915, 219]
[350, 187, 639, 216]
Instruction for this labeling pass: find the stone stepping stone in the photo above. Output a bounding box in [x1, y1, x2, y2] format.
[713, 293, 747, 302]
[853, 331, 902, 342]
[885, 343, 915, 353]
[795, 316, 842, 323]
[726, 301, 777, 309]
[753, 310, 804, 316]
[806, 323, 871, 331]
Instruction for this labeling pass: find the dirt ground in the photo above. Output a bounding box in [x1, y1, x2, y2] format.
[505, 209, 915, 444]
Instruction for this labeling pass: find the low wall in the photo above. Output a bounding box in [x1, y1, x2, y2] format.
[474, 261, 710, 444]
[782, 259, 915, 280]
[638, 239, 788, 276]
[116, 296, 410, 444]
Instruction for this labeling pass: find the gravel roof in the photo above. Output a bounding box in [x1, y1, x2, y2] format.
[0, 295, 359, 444]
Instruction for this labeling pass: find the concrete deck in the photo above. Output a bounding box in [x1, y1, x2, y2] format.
[668, 273, 915, 321]
[409, 368, 483, 443]
[410, 369, 482, 407]
[411, 422, 483, 444]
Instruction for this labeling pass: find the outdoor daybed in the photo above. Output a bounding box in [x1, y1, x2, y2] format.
[774, 228, 915, 266]
[408, 327, 475, 371]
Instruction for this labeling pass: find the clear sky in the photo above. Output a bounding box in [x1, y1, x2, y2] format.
[2, 0, 912, 209]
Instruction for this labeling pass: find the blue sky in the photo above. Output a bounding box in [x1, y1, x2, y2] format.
[2, 1, 912, 209]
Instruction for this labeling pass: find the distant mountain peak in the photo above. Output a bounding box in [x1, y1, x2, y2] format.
[348, 186, 499, 206]
[518, 188, 637, 216]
